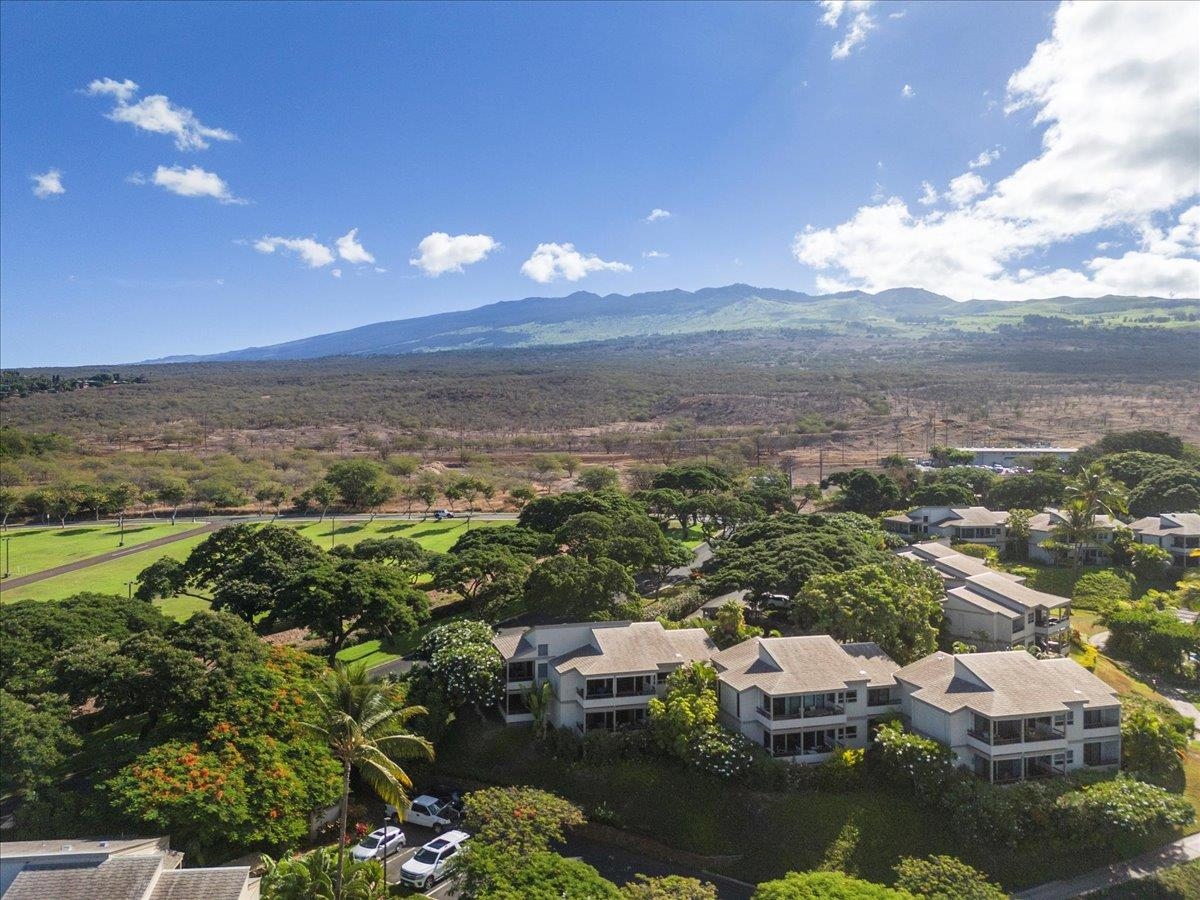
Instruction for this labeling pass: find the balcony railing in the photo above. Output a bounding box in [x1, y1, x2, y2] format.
[968, 728, 1022, 746]
[1084, 714, 1121, 730]
[578, 685, 655, 701]
[758, 704, 844, 721]
[1023, 726, 1066, 743]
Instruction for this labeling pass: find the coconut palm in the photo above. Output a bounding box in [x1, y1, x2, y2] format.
[260, 847, 386, 900]
[1050, 498, 1101, 571]
[1065, 462, 1128, 519]
[306, 662, 434, 899]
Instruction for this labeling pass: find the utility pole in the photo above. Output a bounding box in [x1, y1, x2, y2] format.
[2, 537, 10, 578]
[818, 447, 825, 485]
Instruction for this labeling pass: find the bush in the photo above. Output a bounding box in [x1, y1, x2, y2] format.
[893, 855, 1005, 899]
[1056, 777, 1195, 843]
[1072, 570, 1134, 610]
[689, 726, 756, 779]
[951, 543, 997, 563]
[871, 722, 955, 794]
[462, 786, 585, 853]
[1076, 643, 1099, 671]
[1121, 704, 1188, 790]
[753, 870, 912, 899]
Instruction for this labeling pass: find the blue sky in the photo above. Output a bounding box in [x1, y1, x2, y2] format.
[2, 1, 1197, 366]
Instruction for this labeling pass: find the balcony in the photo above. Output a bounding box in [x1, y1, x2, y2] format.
[757, 704, 844, 726]
[1083, 709, 1121, 730]
[1023, 724, 1066, 743]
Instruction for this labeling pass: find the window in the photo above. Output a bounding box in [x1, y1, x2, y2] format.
[841, 725, 858, 742]
[1066, 750, 1074, 765]
[537, 643, 549, 657]
[508, 661, 533, 681]
[537, 662, 548, 680]
[1066, 710, 1074, 726]
[868, 687, 894, 707]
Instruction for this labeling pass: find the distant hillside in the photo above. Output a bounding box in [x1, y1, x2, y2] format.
[150, 285, 1199, 363]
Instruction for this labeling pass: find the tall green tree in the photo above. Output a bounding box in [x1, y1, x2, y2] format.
[324, 460, 396, 518]
[305, 663, 433, 900]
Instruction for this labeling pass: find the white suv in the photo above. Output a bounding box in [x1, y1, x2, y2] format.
[398, 830, 469, 890]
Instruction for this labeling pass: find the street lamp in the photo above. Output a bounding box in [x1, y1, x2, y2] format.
[118, 515, 126, 547]
[330, 514, 336, 549]
[125, 580, 135, 600]
[2, 537, 10, 578]
[381, 812, 397, 885]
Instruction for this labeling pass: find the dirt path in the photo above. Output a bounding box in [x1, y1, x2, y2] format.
[0, 523, 220, 591]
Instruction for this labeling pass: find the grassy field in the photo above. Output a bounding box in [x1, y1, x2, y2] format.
[427, 720, 1166, 891]
[0, 522, 201, 579]
[287, 518, 507, 554]
[0, 533, 213, 611]
[1, 518, 510, 617]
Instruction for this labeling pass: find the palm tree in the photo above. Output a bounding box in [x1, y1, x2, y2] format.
[1050, 498, 1101, 571]
[1065, 462, 1127, 519]
[526, 681, 552, 739]
[260, 847, 386, 900]
[306, 662, 434, 900]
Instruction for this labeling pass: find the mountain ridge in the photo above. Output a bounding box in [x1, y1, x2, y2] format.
[148, 285, 1198, 363]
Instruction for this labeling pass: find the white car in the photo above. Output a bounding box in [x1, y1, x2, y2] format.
[399, 830, 469, 890]
[761, 593, 791, 610]
[349, 825, 405, 861]
[403, 794, 458, 832]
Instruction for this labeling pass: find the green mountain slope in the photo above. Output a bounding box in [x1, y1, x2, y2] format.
[151, 285, 1199, 362]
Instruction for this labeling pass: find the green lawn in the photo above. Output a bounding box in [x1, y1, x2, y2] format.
[288, 518, 507, 554]
[426, 720, 1163, 891]
[0, 522, 202, 579]
[1, 533, 213, 614]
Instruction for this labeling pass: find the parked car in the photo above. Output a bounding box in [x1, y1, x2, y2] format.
[433, 509, 456, 520]
[350, 825, 405, 861]
[402, 794, 459, 832]
[399, 830, 470, 890]
[760, 593, 791, 610]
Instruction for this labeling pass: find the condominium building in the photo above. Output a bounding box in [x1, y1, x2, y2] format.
[1129, 513, 1200, 569]
[491, 621, 717, 733]
[711, 636, 901, 763]
[895, 650, 1121, 784]
[883, 506, 1009, 546]
[1027, 508, 1120, 565]
[896, 541, 1071, 651]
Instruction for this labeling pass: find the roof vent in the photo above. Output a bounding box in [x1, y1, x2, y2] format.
[98, 841, 108, 848]
[62, 845, 72, 852]
[859, 669, 867, 675]
[1073, 689, 1082, 694]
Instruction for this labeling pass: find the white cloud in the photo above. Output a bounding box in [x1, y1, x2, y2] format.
[818, 0, 877, 59]
[968, 148, 1001, 168]
[642, 250, 669, 259]
[917, 181, 939, 206]
[84, 78, 236, 151]
[374, 266, 388, 274]
[901, 84, 915, 98]
[335, 228, 375, 264]
[794, 1, 1200, 300]
[409, 232, 498, 276]
[253, 236, 335, 268]
[520, 243, 632, 283]
[85, 77, 138, 102]
[31, 169, 65, 199]
[889, 9, 906, 18]
[137, 164, 244, 204]
[946, 172, 988, 206]
[644, 208, 672, 222]
[331, 268, 343, 278]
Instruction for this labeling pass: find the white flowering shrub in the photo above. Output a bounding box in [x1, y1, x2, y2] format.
[419, 620, 502, 708]
[688, 726, 755, 779]
[1057, 776, 1194, 841]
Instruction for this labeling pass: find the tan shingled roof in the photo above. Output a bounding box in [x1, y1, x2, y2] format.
[961, 571, 1069, 611]
[896, 650, 1118, 717]
[1129, 513, 1200, 537]
[553, 622, 716, 676]
[945, 585, 1021, 619]
[4, 856, 164, 900]
[149, 867, 251, 900]
[712, 635, 898, 694]
[1028, 509, 1118, 532]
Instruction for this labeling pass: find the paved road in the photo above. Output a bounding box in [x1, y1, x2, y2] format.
[1014, 832, 1200, 899]
[0, 522, 221, 590]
